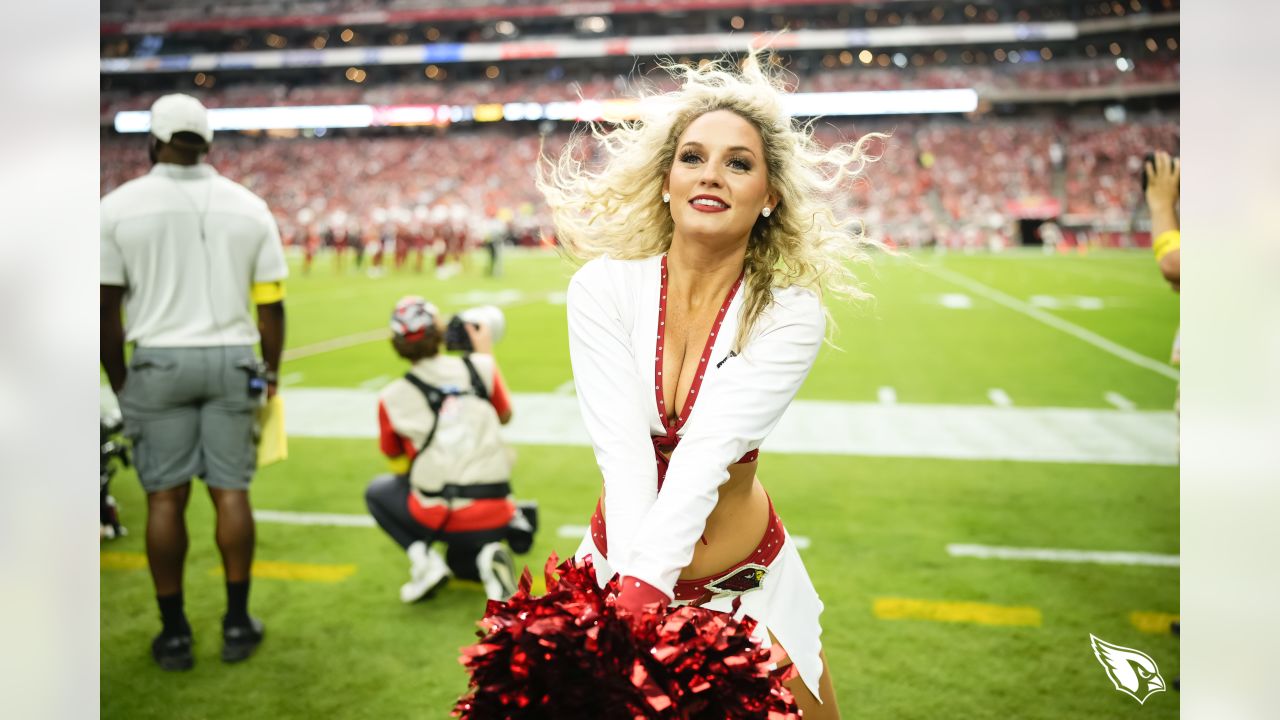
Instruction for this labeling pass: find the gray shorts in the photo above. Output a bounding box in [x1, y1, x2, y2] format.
[120, 345, 260, 493]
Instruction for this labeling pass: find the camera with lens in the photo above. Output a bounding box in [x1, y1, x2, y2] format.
[444, 305, 506, 353]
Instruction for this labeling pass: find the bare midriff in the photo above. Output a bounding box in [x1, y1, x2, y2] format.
[599, 453, 770, 580]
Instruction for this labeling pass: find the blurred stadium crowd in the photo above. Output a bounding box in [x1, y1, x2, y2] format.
[102, 114, 1177, 253]
[100, 0, 1180, 255]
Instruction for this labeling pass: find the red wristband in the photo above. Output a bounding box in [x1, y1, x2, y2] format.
[616, 575, 671, 615]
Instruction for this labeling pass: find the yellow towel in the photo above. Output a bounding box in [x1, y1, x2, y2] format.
[257, 395, 288, 466]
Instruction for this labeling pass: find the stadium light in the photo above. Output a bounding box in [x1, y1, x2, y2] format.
[100, 21, 1083, 75]
[783, 89, 979, 116]
[112, 89, 982, 135]
[375, 105, 451, 127]
[114, 105, 377, 134]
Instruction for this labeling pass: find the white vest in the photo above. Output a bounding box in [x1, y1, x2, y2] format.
[378, 355, 514, 501]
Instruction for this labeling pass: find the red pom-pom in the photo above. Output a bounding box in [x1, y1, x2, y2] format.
[454, 554, 800, 719]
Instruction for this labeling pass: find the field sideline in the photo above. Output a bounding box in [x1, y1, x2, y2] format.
[101, 248, 1180, 719]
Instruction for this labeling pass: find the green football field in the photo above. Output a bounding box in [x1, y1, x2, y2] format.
[101, 248, 1180, 719]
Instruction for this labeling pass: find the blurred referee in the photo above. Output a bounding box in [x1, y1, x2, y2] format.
[100, 94, 287, 670]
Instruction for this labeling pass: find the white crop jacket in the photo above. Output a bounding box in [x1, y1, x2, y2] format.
[566, 254, 825, 600]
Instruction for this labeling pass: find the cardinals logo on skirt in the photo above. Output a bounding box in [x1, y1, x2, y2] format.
[705, 563, 769, 598]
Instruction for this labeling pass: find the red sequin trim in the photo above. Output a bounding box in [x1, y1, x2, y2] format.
[654, 253, 744, 437]
[651, 254, 754, 486]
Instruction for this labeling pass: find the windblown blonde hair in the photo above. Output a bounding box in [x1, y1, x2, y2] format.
[539, 49, 886, 350]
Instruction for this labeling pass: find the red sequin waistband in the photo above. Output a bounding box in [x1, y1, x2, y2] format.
[588, 496, 785, 605]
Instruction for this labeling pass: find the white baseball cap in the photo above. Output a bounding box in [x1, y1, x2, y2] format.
[390, 296, 440, 340]
[149, 93, 213, 145]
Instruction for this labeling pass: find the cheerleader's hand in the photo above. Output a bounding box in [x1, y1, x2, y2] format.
[616, 575, 671, 621]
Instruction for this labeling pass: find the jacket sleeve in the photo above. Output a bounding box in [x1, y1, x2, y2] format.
[566, 259, 659, 571]
[253, 204, 289, 283]
[620, 288, 825, 598]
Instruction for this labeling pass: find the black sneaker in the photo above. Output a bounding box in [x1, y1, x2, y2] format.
[517, 500, 539, 534]
[222, 616, 265, 663]
[152, 632, 194, 671]
[507, 502, 538, 555]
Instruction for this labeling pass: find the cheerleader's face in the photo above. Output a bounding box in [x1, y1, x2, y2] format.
[664, 110, 777, 249]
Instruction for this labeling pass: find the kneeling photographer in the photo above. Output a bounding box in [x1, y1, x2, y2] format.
[365, 297, 537, 603]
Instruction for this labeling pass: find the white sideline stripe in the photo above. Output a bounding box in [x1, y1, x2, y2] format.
[280, 372, 305, 387]
[558, 524, 811, 549]
[877, 386, 898, 405]
[987, 388, 1013, 407]
[947, 544, 1178, 567]
[254, 509, 375, 527]
[554, 380, 577, 395]
[920, 264, 1180, 381]
[1104, 391, 1137, 411]
[279, 389, 1178, 466]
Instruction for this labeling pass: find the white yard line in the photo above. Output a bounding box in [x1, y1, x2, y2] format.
[558, 524, 811, 549]
[282, 328, 390, 362]
[987, 388, 1013, 407]
[554, 380, 577, 395]
[1048, 259, 1164, 290]
[1104, 391, 1138, 411]
[919, 264, 1179, 381]
[280, 372, 305, 386]
[357, 375, 392, 392]
[219, 517, 1183, 570]
[877, 386, 898, 405]
[937, 293, 973, 309]
[254, 509, 375, 528]
[947, 543, 1178, 567]
[279, 290, 571, 363]
[246, 514, 818, 549]
[281, 389, 1179, 466]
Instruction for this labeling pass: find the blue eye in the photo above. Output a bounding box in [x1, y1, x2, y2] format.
[729, 158, 752, 171]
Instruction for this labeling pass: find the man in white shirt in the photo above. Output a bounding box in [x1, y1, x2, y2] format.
[100, 94, 288, 671]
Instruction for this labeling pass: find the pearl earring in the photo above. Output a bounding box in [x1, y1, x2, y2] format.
[761, 206, 772, 218]
[662, 192, 670, 203]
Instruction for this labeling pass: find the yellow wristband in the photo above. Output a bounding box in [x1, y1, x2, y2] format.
[1153, 230, 1180, 261]
[251, 281, 286, 304]
[387, 456, 411, 475]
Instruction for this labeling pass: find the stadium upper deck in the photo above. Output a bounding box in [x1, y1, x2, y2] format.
[100, 0, 1178, 116]
[100, 54, 1178, 123]
[102, 0, 1178, 60]
[102, 0, 1175, 35]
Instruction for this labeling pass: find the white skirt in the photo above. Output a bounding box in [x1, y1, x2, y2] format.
[575, 531, 827, 702]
